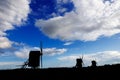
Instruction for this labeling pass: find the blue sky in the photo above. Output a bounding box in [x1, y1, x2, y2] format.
[1, 0, 120, 69]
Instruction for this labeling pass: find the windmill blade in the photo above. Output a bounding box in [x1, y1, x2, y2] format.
[81, 54, 84, 60]
[81, 54, 84, 67]
[40, 41, 43, 68]
[40, 41, 43, 55]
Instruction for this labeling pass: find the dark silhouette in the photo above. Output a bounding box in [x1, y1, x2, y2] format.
[21, 42, 43, 69]
[1, 43, 120, 79]
[75, 58, 83, 68]
[28, 51, 42, 69]
[91, 60, 97, 67]
[21, 59, 29, 68]
[0, 64, 120, 79]
[21, 51, 42, 69]
[0, 54, 120, 79]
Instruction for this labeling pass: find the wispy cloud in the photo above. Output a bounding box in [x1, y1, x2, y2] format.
[57, 0, 71, 4]
[0, 61, 23, 69]
[36, 0, 120, 41]
[43, 47, 67, 56]
[14, 46, 67, 58]
[58, 51, 120, 66]
[0, 37, 12, 49]
[14, 46, 32, 59]
[0, 0, 31, 49]
[64, 42, 73, 46]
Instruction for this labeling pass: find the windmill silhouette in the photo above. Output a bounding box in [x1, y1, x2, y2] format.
[75, 54, 84, 68]
[21, 41, 43, 69]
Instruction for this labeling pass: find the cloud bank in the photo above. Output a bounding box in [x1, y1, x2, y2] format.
[36, 0, 120, 41]
[43, 47, 67, 56]
[0, 61, 23, 69]
[0, 0, 30, 48]
[58, 51, 120, 66]
[15, 46, 67, 58]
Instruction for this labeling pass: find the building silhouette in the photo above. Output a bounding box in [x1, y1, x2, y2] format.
[75, 58, 83, 68]
[22, 51, 42, 69]
[91, 60, 97, 67]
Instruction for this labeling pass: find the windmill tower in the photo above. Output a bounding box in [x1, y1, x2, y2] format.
[28, 51, 41, 69]
[21, 42, 43, 69]
[75, 55, 84, 68]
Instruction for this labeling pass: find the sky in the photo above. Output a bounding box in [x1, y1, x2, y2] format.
[1, 0, 120, 69]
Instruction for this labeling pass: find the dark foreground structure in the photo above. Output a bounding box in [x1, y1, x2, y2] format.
[0, 64, 120, 80]
[0, 50, 119, 79]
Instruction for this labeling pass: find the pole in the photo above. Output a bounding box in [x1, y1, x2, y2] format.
[40, 41, 43, 68]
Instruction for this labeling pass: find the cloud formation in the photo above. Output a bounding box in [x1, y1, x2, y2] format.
[0, 37, 12, 49]
[15, 46, 67, 58]
[58, 51, 120, 66]
[14, 46, 32, 58]
[36, 0, 120, 41]
[0, 0, 30, 48]
[64, 42, 73, 45]
[43, 47, 67, 56]
[0, 61, 23, 69]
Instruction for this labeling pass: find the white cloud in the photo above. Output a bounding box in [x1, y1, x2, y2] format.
[57, 0, 71, 4]
[64, 42, 73, 45]
[0, 61, 22, 66]
[14, 46, 39, 58]
[55, 0, 73, 15]
[14, 47, 30, 59]
[43, 47, 67, 56]
[36, 0, 120, 41]
[58, 8, 67, 13]
[0, 0, 31, 48]
[0, 37, 12, 48]
[15, 46, 67, 58]
[0, 61, 23, 69]
[58, 51, 120, 66]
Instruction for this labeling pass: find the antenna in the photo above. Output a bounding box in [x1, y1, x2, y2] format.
[40, 41, 43, 68]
